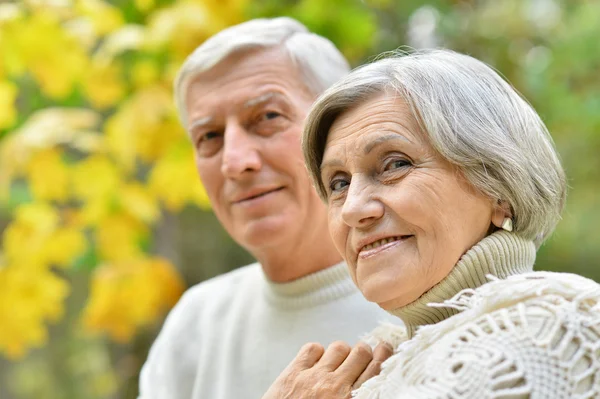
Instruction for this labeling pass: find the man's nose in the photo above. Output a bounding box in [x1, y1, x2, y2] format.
[220, 122, 262, 179]
[341, 176, 384, 228]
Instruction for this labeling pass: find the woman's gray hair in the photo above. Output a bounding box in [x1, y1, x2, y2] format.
[303, 49, 567, 246]
[174, 17, 350, 130]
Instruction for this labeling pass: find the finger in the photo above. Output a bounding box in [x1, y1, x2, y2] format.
[318, 341, 351, 371]
[288, 343, 325, 371]
[335, 342, 373, 383]
[352, 342, 394, 390]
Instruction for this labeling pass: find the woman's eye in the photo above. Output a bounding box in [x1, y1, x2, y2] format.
[330, 179, 349, 192]
[384, 159, 411, 171]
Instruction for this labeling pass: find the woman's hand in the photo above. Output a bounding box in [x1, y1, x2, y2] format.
[262, 341, 393, 399]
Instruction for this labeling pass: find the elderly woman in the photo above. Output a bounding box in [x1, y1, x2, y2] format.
[262, 49, 600, 399]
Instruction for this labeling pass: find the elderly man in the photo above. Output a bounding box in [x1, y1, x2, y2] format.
[138, 17, 395, 399]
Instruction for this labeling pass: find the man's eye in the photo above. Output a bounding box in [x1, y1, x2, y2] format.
[195, 131, 223, 157]
[384, 159, 411, 171]
[263, 111, 281, 120]
[199, 131, 221, 142]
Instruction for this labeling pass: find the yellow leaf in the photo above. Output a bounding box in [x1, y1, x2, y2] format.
[145, 1, 228, 61]
[9, 12, 89, 98]
[120, 183, 159, 223]
[148, 143, 204, 211]
[71, 155, 120, 201]
[3, 203, 59, 265]
[82, 257, 184, 342]
[73, 197, 112, 227]
[105, 85, 181, 169]
[42, 227, 87, 268]
[26, 147, 70, 202]
[0, 264, 69, 359]
[137, 118, 186, 163]
[0, 80, 18, 129]
[3, 223, 48, 266]
[94, 24, 145, 62]
[81, 60, 125, 109]
[131, 59, 159, 88]
[192, 179, 212, 210]
[134, 0, 154, 13]
[76, 0, 124, 36]
[95, 213, 146, 261]
[14, 107, 102, 151]
[0, 3, 23, 23]
[200, 0, 248, 26]
[14, 202, 59, 234]
[104, 110, 137, 173]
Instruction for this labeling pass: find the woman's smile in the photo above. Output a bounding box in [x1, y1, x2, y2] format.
[357, 235, 413, 259]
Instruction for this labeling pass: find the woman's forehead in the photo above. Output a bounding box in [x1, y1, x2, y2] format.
[324, 96, 422, 152]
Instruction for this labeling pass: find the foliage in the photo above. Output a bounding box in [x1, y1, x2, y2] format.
[1, 0, 599, 398]
[0, 0, 242, 361]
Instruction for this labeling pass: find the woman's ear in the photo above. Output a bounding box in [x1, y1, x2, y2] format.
[491, 200, 513, 230]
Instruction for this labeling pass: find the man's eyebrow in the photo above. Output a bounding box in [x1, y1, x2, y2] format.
[364, 134, 411, 154]
[244, 92, 284, 108]
[188, 116, 213, 132]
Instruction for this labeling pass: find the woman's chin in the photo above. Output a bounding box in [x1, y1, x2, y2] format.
[358, 278, 414, 309]
[376, 296, 412, 311]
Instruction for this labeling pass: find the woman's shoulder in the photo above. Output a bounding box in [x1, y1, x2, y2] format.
[444, 270, 600, 318]
[354, 272, 600, 399]
[421, 271, 600, 348]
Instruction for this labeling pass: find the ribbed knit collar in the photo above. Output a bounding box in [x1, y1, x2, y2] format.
[388, 231, 536, 337]
[263, 261, 358, 309]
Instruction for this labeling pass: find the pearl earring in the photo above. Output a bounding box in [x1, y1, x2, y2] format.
[501, 218, 513, 232]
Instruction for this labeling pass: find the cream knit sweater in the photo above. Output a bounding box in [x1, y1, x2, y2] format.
[138, 262, 396, 399]
[357, 231, 600, 399]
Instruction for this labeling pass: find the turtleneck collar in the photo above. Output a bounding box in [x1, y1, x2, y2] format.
[388, 231, 536, 337]
[262, 261, 358, 309]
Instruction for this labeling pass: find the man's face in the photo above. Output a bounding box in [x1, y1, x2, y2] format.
[186, 48, 328, 252]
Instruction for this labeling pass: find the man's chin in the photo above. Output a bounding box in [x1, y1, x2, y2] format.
[239, 217, 289, 249]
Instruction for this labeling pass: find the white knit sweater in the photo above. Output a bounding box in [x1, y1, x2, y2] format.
[138, 261, 396, 399]
[357, 231, 600, 399]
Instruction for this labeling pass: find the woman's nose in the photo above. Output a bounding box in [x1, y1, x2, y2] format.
[341, 177, 384, 228]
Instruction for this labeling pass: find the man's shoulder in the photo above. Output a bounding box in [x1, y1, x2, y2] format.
[147, 263, 263, 345]
[176, 262, 262, 311]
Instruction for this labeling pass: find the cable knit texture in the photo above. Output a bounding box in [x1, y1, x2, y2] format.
[356, 231, 600, 399]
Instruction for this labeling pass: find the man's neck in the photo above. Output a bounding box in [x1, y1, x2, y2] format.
[254, 238, 343, 283]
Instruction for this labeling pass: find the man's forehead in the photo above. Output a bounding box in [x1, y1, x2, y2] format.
[188, 91, 290, 130]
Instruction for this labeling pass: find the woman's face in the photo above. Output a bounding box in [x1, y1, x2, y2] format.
[321, 94, 497, 310]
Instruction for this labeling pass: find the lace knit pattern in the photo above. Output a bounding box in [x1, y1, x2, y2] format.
[355, 272, 600, 399]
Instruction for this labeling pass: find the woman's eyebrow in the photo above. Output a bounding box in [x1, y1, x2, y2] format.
[320, 158, 345, 173]
[320, 132, 412, 172]
[364, 134, 411, 155]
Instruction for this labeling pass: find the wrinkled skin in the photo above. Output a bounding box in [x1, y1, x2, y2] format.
[262, 341, 393, 399]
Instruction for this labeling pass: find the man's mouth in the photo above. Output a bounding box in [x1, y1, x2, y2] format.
[236, 187, 284, 203]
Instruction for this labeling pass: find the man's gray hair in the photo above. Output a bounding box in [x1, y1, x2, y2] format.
[303, 49, 567, 246]
[174, 17, 350, 130]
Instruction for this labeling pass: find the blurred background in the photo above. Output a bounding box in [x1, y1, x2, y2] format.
[0, 0, 598, 397]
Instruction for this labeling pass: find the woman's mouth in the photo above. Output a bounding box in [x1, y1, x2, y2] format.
[359, 235, 413, 258]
